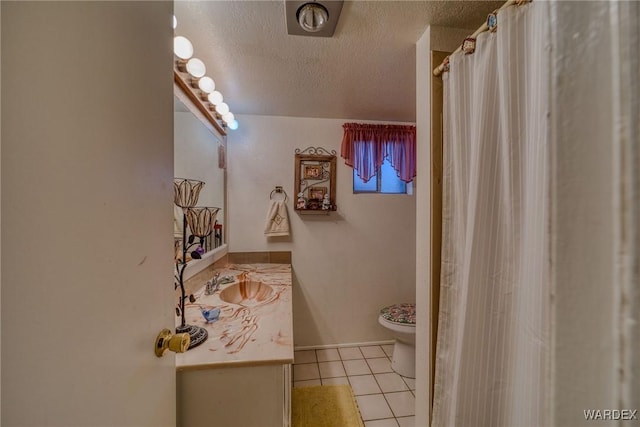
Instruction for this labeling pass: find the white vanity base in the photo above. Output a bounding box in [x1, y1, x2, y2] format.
[177, 363, 291, 427]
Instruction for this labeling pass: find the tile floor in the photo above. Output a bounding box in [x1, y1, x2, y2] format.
[293, 344, 415, 427]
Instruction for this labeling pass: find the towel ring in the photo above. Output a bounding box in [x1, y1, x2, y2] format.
[270, 186, 288, 202]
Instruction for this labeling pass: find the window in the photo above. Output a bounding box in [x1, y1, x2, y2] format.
[353, 158, 408, 194]
[340, 122, 416, 194]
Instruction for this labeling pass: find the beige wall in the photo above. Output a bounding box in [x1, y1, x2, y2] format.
[227, 114, 416, 347]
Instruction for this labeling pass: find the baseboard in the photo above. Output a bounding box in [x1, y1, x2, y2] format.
[294, 340, 394, 351]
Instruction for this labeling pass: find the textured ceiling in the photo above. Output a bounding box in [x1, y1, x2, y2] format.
[174, 1, 502, 122]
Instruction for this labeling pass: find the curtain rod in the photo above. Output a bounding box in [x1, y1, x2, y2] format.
[432, 0, 523, 77]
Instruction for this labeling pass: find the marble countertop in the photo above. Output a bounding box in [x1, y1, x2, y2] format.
[176, 263, 293, 371]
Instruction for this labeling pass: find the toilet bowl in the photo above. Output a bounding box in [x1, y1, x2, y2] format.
[378, 303, 416, 378]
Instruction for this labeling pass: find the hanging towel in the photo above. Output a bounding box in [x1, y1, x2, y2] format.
[264, 200, 290, 237]
[173, 205, 184, 238]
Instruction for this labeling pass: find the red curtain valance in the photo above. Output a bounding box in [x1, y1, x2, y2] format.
[340, 123, 416, 183]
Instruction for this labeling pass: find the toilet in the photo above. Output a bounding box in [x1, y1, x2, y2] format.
[378, 303, 416, 378]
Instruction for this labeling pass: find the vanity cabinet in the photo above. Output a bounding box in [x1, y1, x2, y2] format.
[177, 363, 291, 427]
[175, 263, 293, 427]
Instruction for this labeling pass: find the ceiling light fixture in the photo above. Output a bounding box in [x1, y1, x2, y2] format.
[297, 3, 328, 33]
[216, 102, 230, 116]
[185, 58, 206, 78]
[173, 36, 193, 60]
[285, 1, 343, 37]
[173, 25, 238, 132]
[197, 76, 216, 94]
[208, 91, 223, 106]
[222, 112, 235, 124]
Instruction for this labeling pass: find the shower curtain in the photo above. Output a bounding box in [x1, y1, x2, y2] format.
[431, 3, 550, 426]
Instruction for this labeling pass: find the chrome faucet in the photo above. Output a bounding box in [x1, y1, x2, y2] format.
[205, 272, 221, 295]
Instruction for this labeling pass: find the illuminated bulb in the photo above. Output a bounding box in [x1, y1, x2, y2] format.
[216, 102, 229, 116]
[198, 76, 216, 93]
[208, 91, 223, 105]
[186, 58, 206, 78]
[173, 15, 177, 30]
[173, 36, 193, 60]
[222, 112, 235, 123]
[227, 119, 239, 130]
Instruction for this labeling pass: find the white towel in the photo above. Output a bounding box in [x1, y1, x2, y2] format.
[264, 200, 290, 237]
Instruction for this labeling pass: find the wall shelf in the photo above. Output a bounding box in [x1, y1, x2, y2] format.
[294, 146, 337, 214]
[295, 208, 335, 215]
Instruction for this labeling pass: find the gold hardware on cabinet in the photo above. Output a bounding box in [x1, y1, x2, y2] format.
[154, 328, 190, 357]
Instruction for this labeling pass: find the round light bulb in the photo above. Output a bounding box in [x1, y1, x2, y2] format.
[227, 119, 239, 130]
[297, 3, 328, 33]
[198, 76, 216, 93]
[208, 91, 223, 106]
[222, 112, 235, 123]
[172, 15, 177, 30]
[216, 102, 230, 116]
[186, 58, 206, 78]
[173, 36, 193, 60]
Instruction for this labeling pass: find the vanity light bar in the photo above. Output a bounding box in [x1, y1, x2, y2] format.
[173, 16, 239, 132]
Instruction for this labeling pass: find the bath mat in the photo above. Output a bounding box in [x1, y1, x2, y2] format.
[292, 384, 364, 427]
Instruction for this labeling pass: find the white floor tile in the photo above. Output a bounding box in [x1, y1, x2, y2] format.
[382, 344, 394, 358]
[293, 363, 319, 381]
[360, 345, 386, 358]
[343, 359, 372, 376]
[294, 349, 317, 364]
[293, 379, 321, 388]
[348, 374, 381, 395]
[321, 376, 349, 386]
[318, 361, 346, 378]
[364, 418, 400, 427]
[402, 376, 415, 390]
[367, 357, 393, 374]
[356, 394, 393, 421]
[385, 391, 415, 417]
[396, 416, 415, 427]
[375, 372, 408, 393]
[316, 348, 341, 362]
[339, 346, 364, 360]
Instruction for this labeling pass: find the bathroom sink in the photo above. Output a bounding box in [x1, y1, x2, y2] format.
[218, 281, 275, 307]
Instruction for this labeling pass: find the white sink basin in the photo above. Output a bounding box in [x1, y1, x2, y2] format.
[219, 281, 275, 307]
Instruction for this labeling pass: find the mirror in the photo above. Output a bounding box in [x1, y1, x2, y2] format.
[174, 95, 226, 269]
[294, 147, 337, 212]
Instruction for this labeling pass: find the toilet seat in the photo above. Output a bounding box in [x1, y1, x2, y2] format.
[378, 303, 416, 334]
[379, 303, 415, 325]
